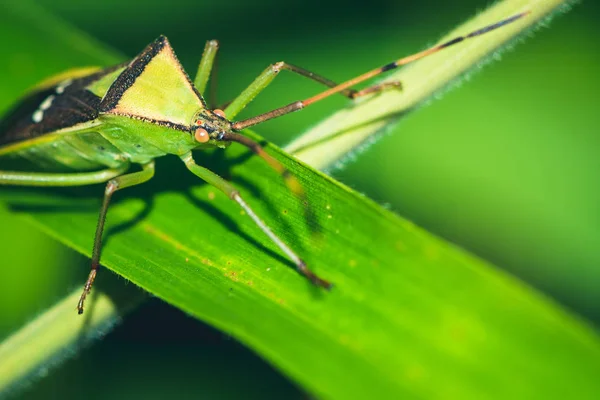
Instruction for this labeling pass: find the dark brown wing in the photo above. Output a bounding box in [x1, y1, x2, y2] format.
[0, 66, 122, 147]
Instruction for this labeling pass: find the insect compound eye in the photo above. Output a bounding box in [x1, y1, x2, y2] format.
[194, 128, 210, 143]
[213, 109, 226, 118]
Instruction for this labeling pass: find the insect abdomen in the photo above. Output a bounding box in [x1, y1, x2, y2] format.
[0, 130, 127, 172]
[0, 65, 135, 171]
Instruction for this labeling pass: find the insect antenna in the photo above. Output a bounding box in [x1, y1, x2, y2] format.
[231, 11, 531, 131]
[222, 132, 304, 198]
[301, 11, 531, 107]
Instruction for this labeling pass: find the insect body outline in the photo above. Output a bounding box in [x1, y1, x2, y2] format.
[0, 12, 529, 313]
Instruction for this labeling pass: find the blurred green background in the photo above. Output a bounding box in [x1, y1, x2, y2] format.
[1, 0, 599, 398]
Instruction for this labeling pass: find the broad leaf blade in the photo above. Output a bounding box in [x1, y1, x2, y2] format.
[6, 146, 600, 398]
[1, 2, 600, 399]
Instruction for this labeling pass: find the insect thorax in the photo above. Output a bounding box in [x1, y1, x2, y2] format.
[0, 35, 227, 170]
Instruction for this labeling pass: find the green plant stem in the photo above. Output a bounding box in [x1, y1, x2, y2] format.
[286, 0, 576, 170]
[0, 281, 145, 395]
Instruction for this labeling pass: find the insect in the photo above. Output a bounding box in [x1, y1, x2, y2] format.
[0, 11, 528, 314]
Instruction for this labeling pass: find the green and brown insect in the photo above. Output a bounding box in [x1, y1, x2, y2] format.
[0, 12, 529, 313]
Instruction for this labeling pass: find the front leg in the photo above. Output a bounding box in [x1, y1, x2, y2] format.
[180, 152, 331, 289]
[224, 61, 366, 121]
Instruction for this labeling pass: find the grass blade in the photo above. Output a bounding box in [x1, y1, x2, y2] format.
[0, 278, 145, 396]
[1, 1, 599, 399]
[287, 0, 576, 170]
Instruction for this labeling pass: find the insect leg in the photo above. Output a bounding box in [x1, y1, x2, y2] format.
[231, 11, 529, 131]
[194, 40, 219, 98]
[180, 152, 331, 289]
[77, 161, 155, 314]
[224, 62, 358, 120]
[0, 164, 129, 186]
[221, 132, 318, 242]
[222, 131, 318, 243]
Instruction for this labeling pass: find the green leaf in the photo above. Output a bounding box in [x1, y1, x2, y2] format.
[1, 1, 599, 399]
[288, 0, 577, 169]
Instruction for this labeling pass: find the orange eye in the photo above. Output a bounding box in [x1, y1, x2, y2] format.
[213, 109, 226, 118]
[194, 128, 210, 143]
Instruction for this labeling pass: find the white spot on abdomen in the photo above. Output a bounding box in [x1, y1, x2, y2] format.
[32, 110, 43, 123]
[56, 79, 72, 94]
[40, 95, 55, 110]
[31, 94, 57, 123]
